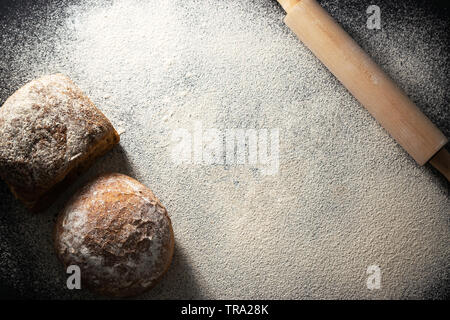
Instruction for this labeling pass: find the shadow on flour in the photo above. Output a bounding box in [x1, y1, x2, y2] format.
[141, 242, 204, 300]
[0, 179, 40, 299]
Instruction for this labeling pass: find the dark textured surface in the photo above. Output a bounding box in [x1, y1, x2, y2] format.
[0, 0, 448, 299]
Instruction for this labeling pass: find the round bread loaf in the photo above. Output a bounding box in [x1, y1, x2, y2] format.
[54, 173, 174, 297]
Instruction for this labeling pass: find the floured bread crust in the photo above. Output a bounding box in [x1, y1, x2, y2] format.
[0, 74, 119, 211]
[54, 173, 175, 297]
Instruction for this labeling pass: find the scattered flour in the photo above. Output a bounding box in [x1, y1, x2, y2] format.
[0, 0, 448, 299]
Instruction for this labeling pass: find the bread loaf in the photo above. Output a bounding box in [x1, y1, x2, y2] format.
[54, 173, 175, 297]
[0, 74, 119, 211]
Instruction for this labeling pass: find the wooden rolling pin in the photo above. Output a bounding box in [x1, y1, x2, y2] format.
[277, 0, 449, 181]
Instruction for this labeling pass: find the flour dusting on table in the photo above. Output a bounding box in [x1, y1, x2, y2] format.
[0, 0, 448, 299]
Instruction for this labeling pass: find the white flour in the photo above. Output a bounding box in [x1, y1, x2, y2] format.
[0, 0, 448, 299]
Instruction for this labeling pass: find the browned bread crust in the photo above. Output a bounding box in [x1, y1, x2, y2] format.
[0, 74, 119, 211]
[54, 173, 175, 298]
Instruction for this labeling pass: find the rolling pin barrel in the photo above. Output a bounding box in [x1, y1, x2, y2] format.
[279, 0, 448, 167]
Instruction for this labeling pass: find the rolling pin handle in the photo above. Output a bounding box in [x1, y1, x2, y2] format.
[429, 148, 450, 181]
